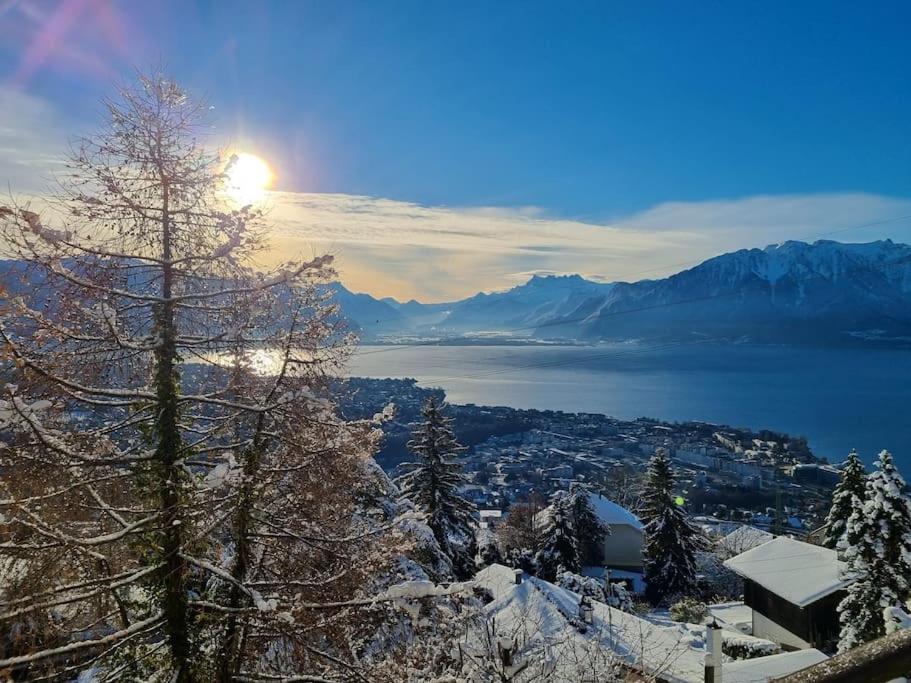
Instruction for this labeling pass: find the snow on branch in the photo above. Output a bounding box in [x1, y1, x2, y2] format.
[0, 613, 164, 669]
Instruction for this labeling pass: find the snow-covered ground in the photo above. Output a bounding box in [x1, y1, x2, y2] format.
[471, 564, 827, 682]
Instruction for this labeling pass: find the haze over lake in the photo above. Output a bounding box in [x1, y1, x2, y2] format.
[349, 344, 911, 470]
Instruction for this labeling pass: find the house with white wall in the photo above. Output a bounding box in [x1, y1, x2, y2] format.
[585, 492, 644, 572]
[724, 536, 852, 650]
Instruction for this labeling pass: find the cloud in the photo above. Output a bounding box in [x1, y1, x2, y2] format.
[0, 86, 69, 195]
[618, 193, 911, 237]
[262, 191, 911, 301]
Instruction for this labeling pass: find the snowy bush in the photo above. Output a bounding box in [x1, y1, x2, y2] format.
[505, 547, 539, 575]
[630, 600, 653, 617]
[669, 597, 708, 624]
[606, 582, 634, 613]
[475, 528, 503, 569]
[557, 571, 606, 602]
[721, 633, 780, 660]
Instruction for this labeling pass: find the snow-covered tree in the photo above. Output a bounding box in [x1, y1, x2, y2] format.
[569, 486, 609, 567]
[641, 448, 704, 606]
[531, 487, 607, 582]
[396, 397, 478, 579]
[0, 74, 399, 681]
[837, 450, 911, 652]
[822, 449, 866, 549]
[536, 491, 579, 581]
[477, 528, 504, 568]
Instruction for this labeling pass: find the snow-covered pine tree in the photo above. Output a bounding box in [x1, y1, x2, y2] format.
[536, 490, 579, 581]
[568, 485, 609, 567]
[396, 397, 478, 579]
[641, 448, 704, 605]
[0, 74, 397, 681]
[822, 449, 866, 549]
[837, 450, 911, 652]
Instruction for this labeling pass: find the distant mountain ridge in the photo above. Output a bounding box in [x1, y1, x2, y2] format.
[337, 239, 911, 346]
[3, 239, 910, 345]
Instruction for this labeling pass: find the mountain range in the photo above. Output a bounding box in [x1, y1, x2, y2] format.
[337, 239, 911, 346]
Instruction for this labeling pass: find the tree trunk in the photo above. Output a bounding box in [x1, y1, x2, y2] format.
[155, 177, 192, 680]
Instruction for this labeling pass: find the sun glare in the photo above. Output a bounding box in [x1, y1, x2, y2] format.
[225, 152, 273, 205]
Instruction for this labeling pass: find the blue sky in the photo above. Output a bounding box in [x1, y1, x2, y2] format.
[2, 1, 911, 299]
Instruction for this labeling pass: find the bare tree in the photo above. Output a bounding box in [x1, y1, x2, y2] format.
[0, 73, 391, 681]
[497, 492, 546, 557]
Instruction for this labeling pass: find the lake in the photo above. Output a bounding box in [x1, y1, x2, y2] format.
[349, 343, 911, 471]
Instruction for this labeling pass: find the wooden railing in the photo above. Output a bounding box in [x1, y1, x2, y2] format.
[773, 629, 911, 683]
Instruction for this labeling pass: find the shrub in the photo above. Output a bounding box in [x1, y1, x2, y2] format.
[722, 633, 779, 660]
[669, 597, 708, 624]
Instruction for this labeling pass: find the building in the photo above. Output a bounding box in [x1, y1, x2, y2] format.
[478, 509, 503, 530]
[585, 493, 645, 572]
[724, 537, 852, 650]
[536, 492, 644, 574]
[790, 464, 841, 488]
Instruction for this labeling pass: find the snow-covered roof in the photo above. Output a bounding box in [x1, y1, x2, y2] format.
[586, 493, 644, 531]
[718, 525, 773, 555]
[473, 563, 522, 600]
[471, 565, 826, 683]
[726, 649, 828, 681]
[474, 570, 706, 682]
[708, 601, 753, 632]
[535, 492, 643, 532]
[724, 536, 852, 607]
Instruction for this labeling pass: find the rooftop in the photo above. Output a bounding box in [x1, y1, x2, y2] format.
[472, 564, 827, 682]
[587, 492, 644, 530]
[724, 536, 852, 607]
[538, 491, 644, 531]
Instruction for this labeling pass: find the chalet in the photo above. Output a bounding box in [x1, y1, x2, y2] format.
[724, 536, 853, 650]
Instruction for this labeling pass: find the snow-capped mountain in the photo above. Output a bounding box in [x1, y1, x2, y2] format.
[423, 274, 612, 333]
[540, 239, 911, 344]
[345, 240, 911, 345]
[323, 283, 410, 335]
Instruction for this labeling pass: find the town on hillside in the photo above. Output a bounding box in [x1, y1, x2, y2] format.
[343, 377, 836, 534]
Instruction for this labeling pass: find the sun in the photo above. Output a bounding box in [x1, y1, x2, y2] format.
[224, 152, 273, 205]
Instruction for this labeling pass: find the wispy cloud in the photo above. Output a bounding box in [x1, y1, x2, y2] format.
[264, 191, 911, 301]
[0, 86, 69, 195]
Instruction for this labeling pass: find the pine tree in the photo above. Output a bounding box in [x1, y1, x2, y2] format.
[569, 486, 609, 567]
[822, 450, 866, 549]
[837, 450, 911, 652]
[396, 397, 477, 579]
[641, 448, 704, 605]
[536, 490, 579, 581]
